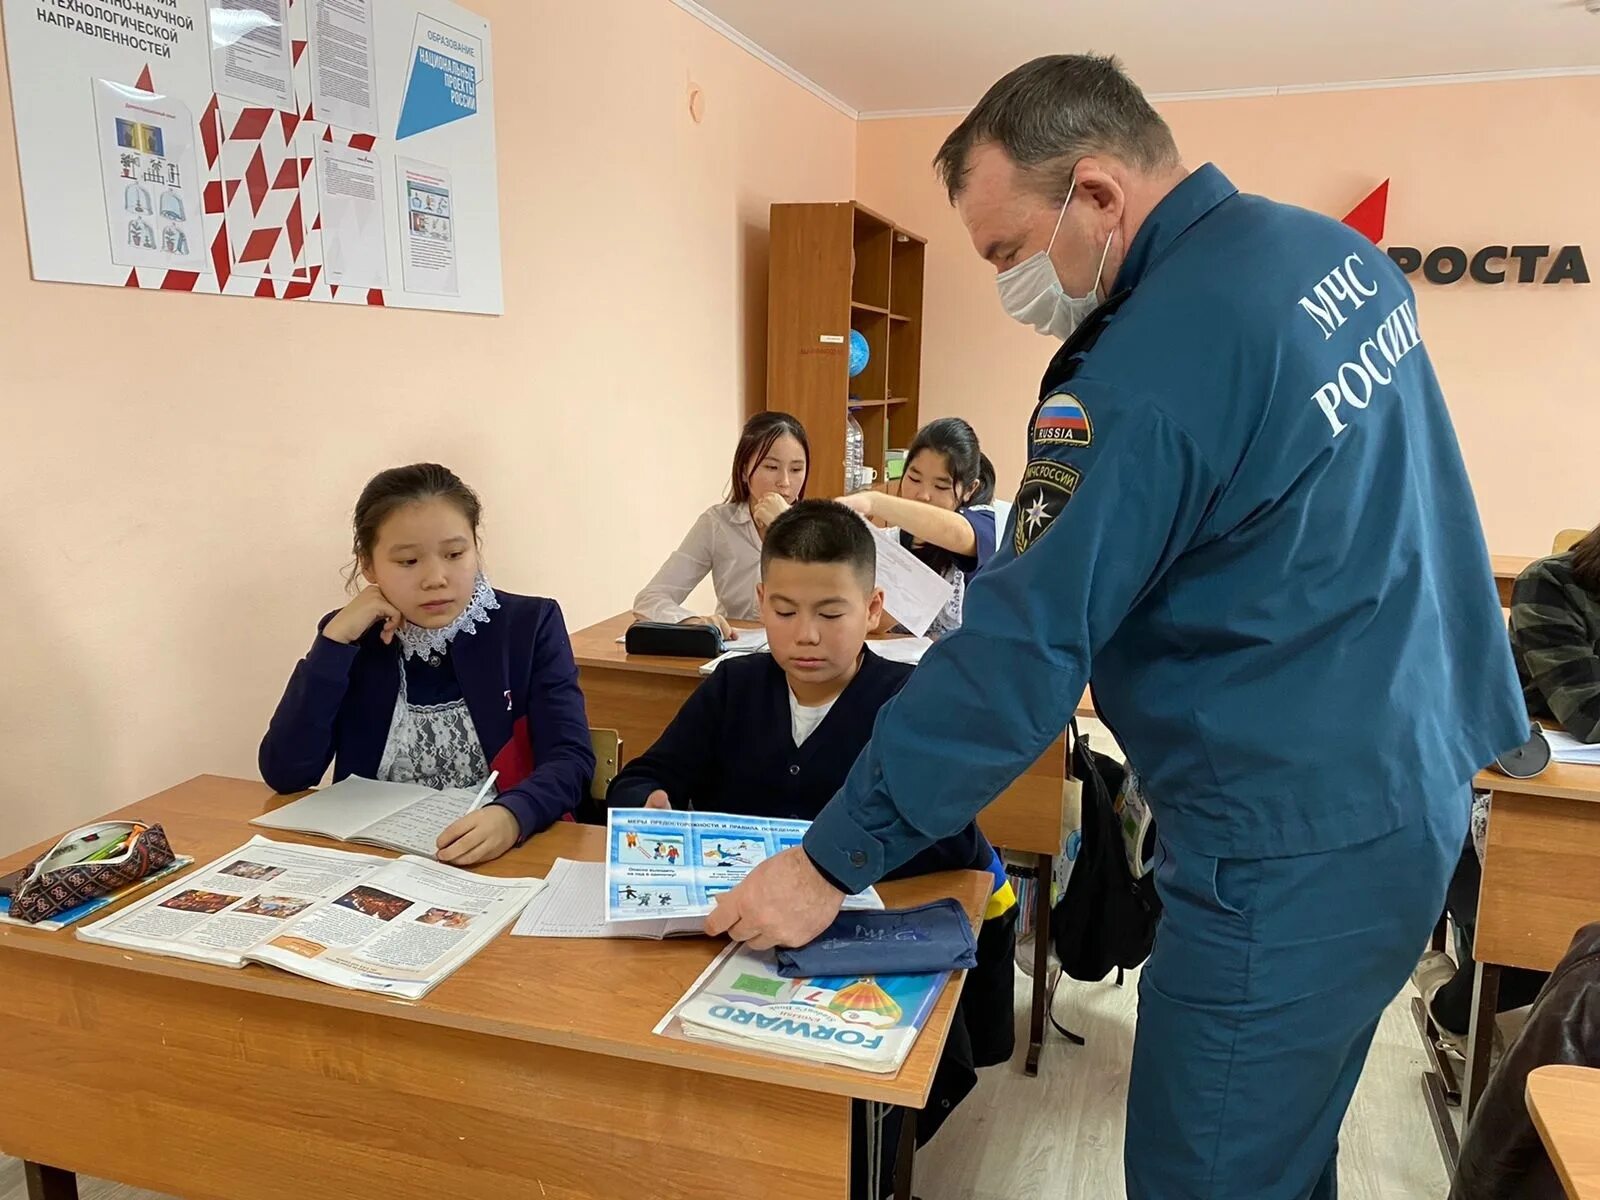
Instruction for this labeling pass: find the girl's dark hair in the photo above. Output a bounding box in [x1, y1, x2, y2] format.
[903, 418, 985, 577]
[729, 411, 809, 504]
[973, 453, 997, 506]
[1572, 519, 1600, 595]
[349, 463, 482, 586]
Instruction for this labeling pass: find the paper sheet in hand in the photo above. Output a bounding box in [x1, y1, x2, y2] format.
[870, 526, 953, 638]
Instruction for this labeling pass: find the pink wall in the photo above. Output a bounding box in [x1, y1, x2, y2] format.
[0, 0, 855, 854]
[857, 77, 1600, 557]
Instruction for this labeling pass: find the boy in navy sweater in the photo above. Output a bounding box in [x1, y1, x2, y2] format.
[610, 500, 1015, 1197]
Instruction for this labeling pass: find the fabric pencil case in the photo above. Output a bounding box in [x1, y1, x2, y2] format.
[9, 821, 176, 924]
[775, 898, 978, 979]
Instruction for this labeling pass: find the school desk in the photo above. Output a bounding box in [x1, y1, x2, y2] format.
[1414, 759, 1600, 1166]
[1493, 553, 1535, 607]
[0, 775, 989, 1200]
[572, 612, 1097, 1075]
[1527, 1065, 1600, 1200]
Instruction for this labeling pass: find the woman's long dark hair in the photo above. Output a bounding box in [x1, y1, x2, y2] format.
[902, 418, 984, 577]
[728, 411, 809, 504]
[1572, 520, 1600, 595]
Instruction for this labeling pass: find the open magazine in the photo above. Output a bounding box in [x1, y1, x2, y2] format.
[606, 808, 882, 924]
[77, 836, 542, 999]
[250, 775, 488, 856]
[654, 942, 949, 1074]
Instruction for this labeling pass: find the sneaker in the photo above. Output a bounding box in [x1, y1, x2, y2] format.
[1411, 949, 1505, 1065]
[1412, 949, 1456, 1001]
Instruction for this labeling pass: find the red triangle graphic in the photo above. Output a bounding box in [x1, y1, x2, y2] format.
[135, 66, 154, 92]
[1341, 180, 1389, 246]
[124, 269, 141, 288]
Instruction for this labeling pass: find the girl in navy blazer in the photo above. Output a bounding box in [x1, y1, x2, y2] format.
[259, 463, 595, 865]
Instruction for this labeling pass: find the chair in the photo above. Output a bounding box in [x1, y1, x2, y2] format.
[1552, 528, 1586, 554]
[589, 728, 621, 801]
[571, 728, 623, 824]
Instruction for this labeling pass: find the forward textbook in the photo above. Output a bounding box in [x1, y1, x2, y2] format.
[77, 835, 542, 999]
[655, 941, 948, 1073]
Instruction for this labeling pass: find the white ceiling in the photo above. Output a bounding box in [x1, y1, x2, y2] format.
[682, 0, 1600, 116]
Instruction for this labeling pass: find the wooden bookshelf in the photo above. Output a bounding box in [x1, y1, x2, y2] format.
[767, 202, 926, 499]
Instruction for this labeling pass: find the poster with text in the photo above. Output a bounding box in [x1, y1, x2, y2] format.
[206, 0, 295, 112]
[92, 80, 208, 274]
[2, 0, 501, 313]
[397, 156, 457, 295]
[307, 0, 377, 135]
[314, 136, 388, 289]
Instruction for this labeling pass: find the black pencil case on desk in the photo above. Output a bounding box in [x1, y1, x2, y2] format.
[624, 621, 724, 658]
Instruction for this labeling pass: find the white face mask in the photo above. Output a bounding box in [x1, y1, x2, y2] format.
[995, 176, 1115, 340]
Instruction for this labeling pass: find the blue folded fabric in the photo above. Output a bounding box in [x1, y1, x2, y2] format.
[774, 898, 979, 978]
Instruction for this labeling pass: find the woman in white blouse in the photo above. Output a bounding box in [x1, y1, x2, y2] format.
[633, 412, 810, 636]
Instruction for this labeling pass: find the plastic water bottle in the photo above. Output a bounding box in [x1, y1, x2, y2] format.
[845, 412, 865, 492]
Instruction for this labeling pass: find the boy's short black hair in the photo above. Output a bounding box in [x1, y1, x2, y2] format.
[760, 499, 876, 593]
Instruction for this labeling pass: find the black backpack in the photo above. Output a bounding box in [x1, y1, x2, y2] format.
[1050, 720, 1162, 984]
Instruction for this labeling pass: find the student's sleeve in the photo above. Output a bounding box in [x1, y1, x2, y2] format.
[803, 389, 1220, 892]
[961, 505, 999, 571]
[607, 670, 727, 809]
[494, 602, 599, 838]
[1509, 566, 1600, 743]
[258, 615, 359, 794]
[633, 509, 717, 624]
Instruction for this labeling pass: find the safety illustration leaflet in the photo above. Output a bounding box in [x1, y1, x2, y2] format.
[605, 808, 881, 925]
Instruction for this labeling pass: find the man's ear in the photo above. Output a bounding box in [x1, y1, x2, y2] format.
[867, 587, 886, 620]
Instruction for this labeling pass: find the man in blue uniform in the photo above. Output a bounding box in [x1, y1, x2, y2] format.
[707, 54, 1526, 1198]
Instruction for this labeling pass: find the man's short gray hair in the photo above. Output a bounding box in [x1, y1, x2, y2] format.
[934, 54, 1180, 204]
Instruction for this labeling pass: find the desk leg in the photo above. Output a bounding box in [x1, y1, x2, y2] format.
[1026, 852, 1052, 1077]
[23, 1163, 78, 1200]
[1463, 961, 1501, 1119]
[892, 1110, 917, 1200]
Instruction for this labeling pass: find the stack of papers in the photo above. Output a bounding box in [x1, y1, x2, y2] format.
[1545, 729, 1600, 765]
[700, 635, 931, 676]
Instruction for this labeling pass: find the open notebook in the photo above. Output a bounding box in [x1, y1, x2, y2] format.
[251, 776, 485, 857]
[514, 858, 705, 939]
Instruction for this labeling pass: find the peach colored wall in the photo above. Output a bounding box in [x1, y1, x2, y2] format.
[856, 77, 1600, 557]
[0, 0, 855, 854]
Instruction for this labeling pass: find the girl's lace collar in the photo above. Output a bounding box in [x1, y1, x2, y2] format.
[395, 575, 500, 663]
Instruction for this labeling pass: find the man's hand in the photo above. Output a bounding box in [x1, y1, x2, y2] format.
[704, 847, 845, 950]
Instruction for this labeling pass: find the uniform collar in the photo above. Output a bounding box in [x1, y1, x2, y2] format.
[1110, 162, 1238, 294]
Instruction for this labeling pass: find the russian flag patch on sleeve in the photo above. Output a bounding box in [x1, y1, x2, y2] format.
[1034, 392, 1092, 447]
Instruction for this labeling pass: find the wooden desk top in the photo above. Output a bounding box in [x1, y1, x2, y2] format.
[1527, 1065, 1600, 1199]
[0, 776, 988, 1107]
[571, 612, 715, 679]
[1492, 553, 1536, 581]
[574, 612, 1099, 717]
[1474, 760, 1600, 805]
